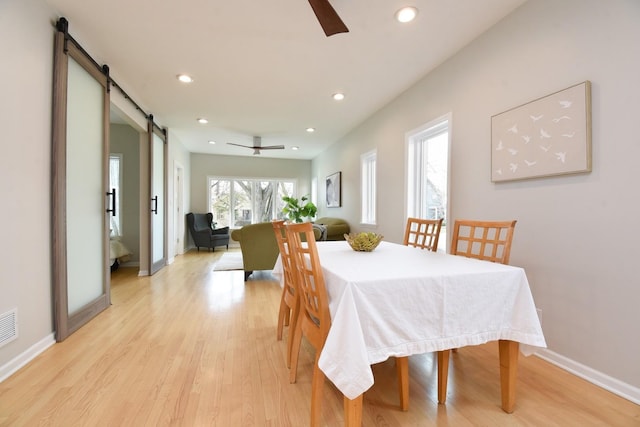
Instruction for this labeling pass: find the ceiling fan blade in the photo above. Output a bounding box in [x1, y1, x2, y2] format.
[308, 0, 349, 37]
[228, 142, 285, 155]
[227, 142, 252, 148]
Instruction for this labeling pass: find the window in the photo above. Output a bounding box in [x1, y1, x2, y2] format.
[311, 176, 318, 207]
[361, 150, 377, 225]
[109, 154, 123, 237]
[406, 115, 450, 249]
[208, 177, 296, 227]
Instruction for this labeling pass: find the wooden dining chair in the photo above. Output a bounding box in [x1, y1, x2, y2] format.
[286, 222, 409, 426]
[449, 219, 517, 264]
[272, 220, 299, 370]
[403, 217, 444, 251]
[438, 219, 517, 404]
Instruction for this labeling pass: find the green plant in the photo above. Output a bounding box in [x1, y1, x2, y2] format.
[282, 195, 317, 223]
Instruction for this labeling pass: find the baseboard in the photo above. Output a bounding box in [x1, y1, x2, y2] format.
[535, 349, 640, 405]
[120, 261, 140, 267]
[138, 270, 149, 276]
[0, 333, 56, 383]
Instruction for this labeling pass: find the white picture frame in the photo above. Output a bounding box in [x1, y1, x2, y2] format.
[491, 81, 592, 182]
[326, 171, 341, 207]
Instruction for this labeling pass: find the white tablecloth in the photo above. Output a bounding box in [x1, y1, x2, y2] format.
[274, 240, 546, 400]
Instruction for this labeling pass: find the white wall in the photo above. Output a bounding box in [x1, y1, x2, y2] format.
[313, 0, 640, 400]
[0, 0, 58, 376]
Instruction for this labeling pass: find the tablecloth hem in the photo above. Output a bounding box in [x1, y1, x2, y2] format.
[367, 331, 547, 365]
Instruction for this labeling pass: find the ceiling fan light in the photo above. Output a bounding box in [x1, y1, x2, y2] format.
[396, 6, 418, 23]
[208, 140, 216, 145]
[306, 127, 315, 133]
[197, 118, 208, 124]
[332, 93, 345, 101]
[292, 146, 299, 150]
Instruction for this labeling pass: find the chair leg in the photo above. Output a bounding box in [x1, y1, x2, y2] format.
[437, 350, 451, 404]
[288, 313, 303, 383]
[286, 302, 300, 369]
[396, 356, 409, 411]
[310, 356, 325, 427]
[276, 291, 288, 341]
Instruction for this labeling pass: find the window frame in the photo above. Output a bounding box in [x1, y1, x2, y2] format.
[405, 113, 451, 247]
[360, 149, 377, 225]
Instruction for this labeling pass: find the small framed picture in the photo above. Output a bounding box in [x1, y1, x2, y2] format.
[326, 171, 341, 208]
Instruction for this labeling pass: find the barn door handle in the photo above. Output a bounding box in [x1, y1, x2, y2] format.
[151, 196, 158, 214]
[106, 188, 116, 216]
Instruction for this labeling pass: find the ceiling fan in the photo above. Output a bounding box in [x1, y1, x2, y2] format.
[227, 136, 285, 155]
[308, 0, 349, 37]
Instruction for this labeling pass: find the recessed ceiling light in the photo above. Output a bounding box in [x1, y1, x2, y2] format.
[197, 118, 208, 124]
[292, 146, 299, 151]
[332, 93, 345, 101]
[177, 74, 193, 83]
[395, 6, 418, 23]
[306, 127, 315, 133]
[208, 140, 216, 145]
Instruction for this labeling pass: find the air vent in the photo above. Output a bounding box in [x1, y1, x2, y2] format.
[0, 308, 18, 348]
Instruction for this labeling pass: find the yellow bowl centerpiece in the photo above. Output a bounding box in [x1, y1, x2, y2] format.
[344, 232, 384, 252]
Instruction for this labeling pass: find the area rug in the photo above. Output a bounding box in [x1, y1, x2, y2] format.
[213, 252, 243, 271]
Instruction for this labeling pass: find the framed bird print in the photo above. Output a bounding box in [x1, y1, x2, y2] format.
[491, 81, 592, 182]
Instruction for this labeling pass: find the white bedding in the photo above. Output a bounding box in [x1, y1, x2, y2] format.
[110, 238, 132, 264]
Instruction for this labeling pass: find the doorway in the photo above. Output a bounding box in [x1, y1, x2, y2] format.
[109, 106, 142, 273]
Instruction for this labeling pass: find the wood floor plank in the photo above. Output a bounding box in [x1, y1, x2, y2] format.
[0, 250, 638, 426]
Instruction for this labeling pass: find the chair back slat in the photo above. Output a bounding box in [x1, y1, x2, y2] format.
[450, 219, 516, 264]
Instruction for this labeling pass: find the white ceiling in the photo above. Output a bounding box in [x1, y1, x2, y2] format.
[46, 0, 527, 159]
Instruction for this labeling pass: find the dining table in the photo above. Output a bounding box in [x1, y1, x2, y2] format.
[273, 239, 546, 426]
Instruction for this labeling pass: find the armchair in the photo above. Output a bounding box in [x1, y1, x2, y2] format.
[186, 213, 230, 252]
[231, 221, 323, 281]
[231, 222, 280, 281]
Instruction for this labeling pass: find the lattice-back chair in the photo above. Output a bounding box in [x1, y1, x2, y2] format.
[286, 222, 409, 426]
[437, 218, 517, 405]
[272, 220, 300, 371]
[285, 222, 333, 425]
[403, 217, 444, 252]
[449, 219, 517, 264]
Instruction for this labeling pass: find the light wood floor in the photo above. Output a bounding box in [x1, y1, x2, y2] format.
[1, 250, 638, 426]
